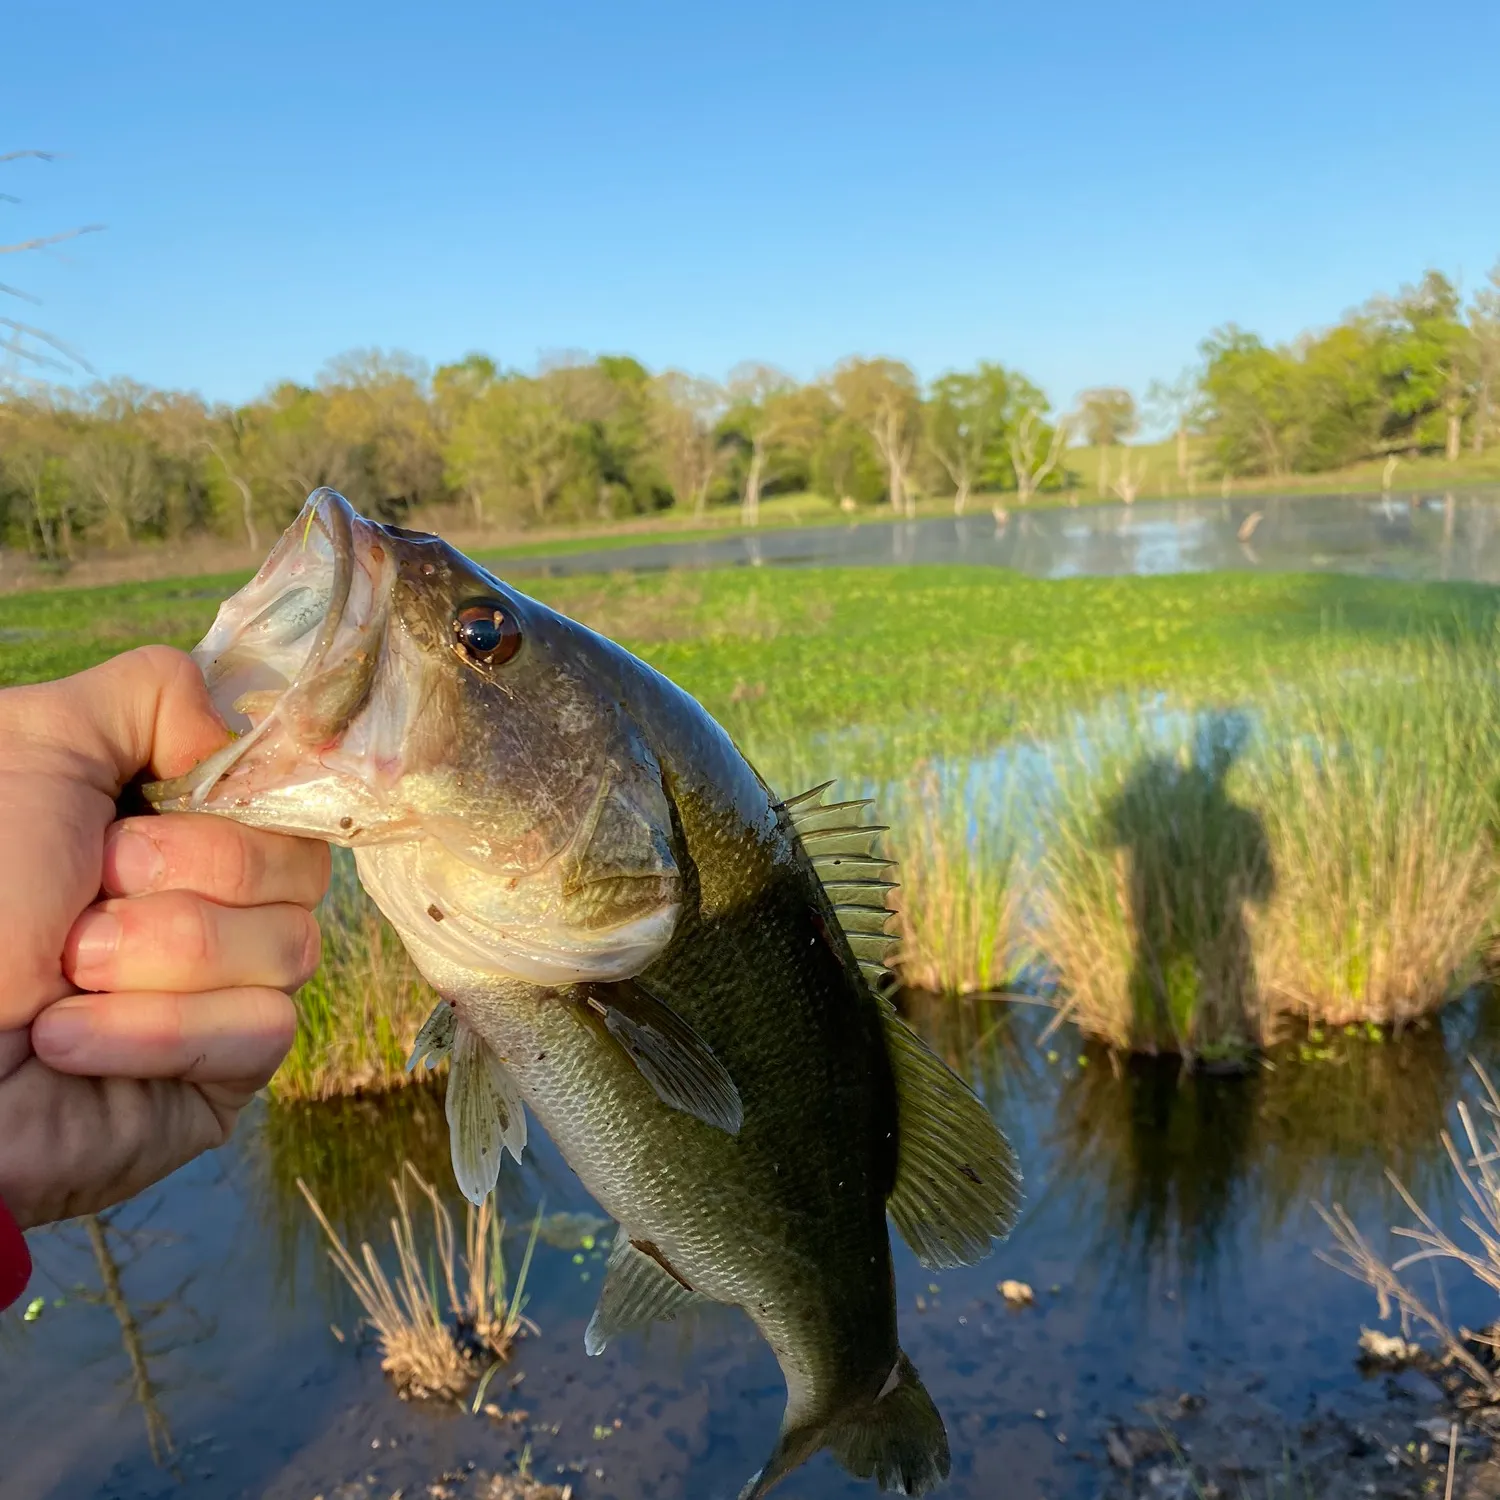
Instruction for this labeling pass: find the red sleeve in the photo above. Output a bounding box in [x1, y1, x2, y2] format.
[0, 1194, 31, 1312]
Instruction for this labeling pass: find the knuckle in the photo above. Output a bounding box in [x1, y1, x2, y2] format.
[288, 909, 323, 985]
[161, 891, 218, 968]
[209, 824, 262, 905]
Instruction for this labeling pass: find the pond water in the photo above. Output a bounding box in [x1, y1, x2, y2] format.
[5, 997, 1496, 1499]
[500, 490, 1500, 583]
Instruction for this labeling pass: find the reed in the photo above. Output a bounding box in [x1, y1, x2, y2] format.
[1032, 640, 1500, 1055]
[888, 761, 1031, 996]
[1317, 1059, 1500, 1401]
[297, 1162, 540, 1404]
[272, 848, 440, 1101]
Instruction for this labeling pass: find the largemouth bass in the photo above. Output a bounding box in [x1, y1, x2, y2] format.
[148, 489, 1021, 1497]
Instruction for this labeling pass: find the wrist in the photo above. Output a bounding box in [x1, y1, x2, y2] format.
[0, 1189, 31, 1313]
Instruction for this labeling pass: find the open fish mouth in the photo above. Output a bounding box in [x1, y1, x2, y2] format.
[146, 488, 392, 813]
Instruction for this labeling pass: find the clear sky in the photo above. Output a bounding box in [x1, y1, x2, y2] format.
[7, 1, 1500, 417]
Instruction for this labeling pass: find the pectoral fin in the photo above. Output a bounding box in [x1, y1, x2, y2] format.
[405, 999, 456, 1072]
[583, 1234, 704, 1356]
[586, 979, 744, 1135]
[445, 1021, 528, 1205]
[882, 1002, 1022, 1269]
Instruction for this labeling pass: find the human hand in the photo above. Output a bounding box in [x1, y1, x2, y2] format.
[0, 646, 330, 1228]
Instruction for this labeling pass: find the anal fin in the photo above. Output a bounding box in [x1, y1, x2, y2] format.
[882, 1002, 1022, 1269]
[584, 1234, 704, 1356]
[587, 979, 744, 1135]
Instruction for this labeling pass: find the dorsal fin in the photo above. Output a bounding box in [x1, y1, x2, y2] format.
[778, 780, 900, 991]
[880, 1001, 1022, 1268]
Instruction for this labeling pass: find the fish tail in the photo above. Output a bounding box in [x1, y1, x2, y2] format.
[738, 1351, 950, 1499]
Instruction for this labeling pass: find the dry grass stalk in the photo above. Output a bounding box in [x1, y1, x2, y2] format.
[297, 1162, 538, 1402]
[1316, 1060, 1500, 1400]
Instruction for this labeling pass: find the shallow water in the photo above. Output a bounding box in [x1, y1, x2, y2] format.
[5, 999, 1496, 1499]
[500, 491, 1500, 583]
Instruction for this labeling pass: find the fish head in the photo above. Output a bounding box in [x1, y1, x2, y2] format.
[148, 488, 681, 984]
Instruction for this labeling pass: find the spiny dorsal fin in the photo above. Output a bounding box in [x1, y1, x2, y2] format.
[584, 1234, 705, 1356]
[445, 1021, 527, 1205]
[779, 780, 900, 989]
[880, 1001, 1022, 1268]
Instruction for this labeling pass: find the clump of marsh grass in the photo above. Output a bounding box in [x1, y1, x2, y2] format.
[1246, 644, 1500, 1030]
[1033, 640, 1500, 1056]
[1034, 706, 1274, 1056]
[298, 1162, 540, 1403]
[890, 762, 1031, 996]
[274, 849, 440, 1101]
[1317, 1059, 1500, 1404]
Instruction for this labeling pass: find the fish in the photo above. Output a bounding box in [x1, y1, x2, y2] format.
[146, 489, 1021, 1498]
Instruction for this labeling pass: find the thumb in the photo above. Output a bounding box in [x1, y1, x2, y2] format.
[27, 645, 229, 794]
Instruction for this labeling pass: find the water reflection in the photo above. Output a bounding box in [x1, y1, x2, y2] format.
[496, 490, 1500, 584]
[8, 993, 1500, 1498]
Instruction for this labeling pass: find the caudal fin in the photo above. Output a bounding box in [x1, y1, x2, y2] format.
[738, 1352, 950, 1500]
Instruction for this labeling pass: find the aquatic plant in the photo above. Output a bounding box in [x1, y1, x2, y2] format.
[1034, 705, 1276, 1055]
[1033, 639, 1500, 1055]
[297, 1162, 540, 1403]
[1245, 642, 1500, 1030]
[273, 848, 440, 1101]
[1317, 1059, 1500, 1403]
[888, 763, 1031, 996]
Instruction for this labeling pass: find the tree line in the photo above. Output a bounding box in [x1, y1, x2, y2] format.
[1, 261, 1498, 560]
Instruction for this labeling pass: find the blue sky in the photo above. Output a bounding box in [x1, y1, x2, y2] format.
[7, 1, 1500, 420]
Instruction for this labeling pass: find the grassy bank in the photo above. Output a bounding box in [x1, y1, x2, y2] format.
[4, 562, 1499, 1085]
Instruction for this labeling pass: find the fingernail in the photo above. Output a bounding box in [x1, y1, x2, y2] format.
[105, 829, 165, 894]
[34, 998, 91, 1058]
[68, 910, 121, 975]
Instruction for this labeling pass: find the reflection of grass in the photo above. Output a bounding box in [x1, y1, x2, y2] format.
[272, 849, 440, 1101]
[1051, 1020, 1469, 1293]
[299, 1163, 540, 1404]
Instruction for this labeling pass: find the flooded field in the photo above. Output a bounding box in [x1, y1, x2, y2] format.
[8, 499, 1500, 1499]
[503, 491, 1500, 584]
[5, 998, 1498, 1499]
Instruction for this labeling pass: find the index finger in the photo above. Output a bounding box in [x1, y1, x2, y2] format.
[103, 814, 332, 910]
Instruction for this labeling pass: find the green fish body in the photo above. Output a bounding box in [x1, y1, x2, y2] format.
[147, 490, 1021, 1497]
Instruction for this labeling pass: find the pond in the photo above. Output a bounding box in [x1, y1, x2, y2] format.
[501, 490, 1500, 584]
[4, 998, 1495, 1499]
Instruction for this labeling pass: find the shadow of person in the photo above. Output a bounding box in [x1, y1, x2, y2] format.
[1102, 713, 1274, 1060]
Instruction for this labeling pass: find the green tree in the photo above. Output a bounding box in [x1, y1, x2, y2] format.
[648, 372, 727, 518]
[924, 364, 1012, 514]
[1144, 371, 1201, 488]
[1075, 387, 1138, 494]
[1004, 378, 1070, 503]
[831, 358, 922, 516]
[1196, 327, 1306, 477]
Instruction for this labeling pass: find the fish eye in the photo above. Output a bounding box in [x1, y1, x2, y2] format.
[453, 598, 522, 667]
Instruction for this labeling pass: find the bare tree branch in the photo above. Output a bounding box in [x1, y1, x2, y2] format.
[0, 224, 106, 257]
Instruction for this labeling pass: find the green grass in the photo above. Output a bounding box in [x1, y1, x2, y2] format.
[9, 560, 1500, 1071]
